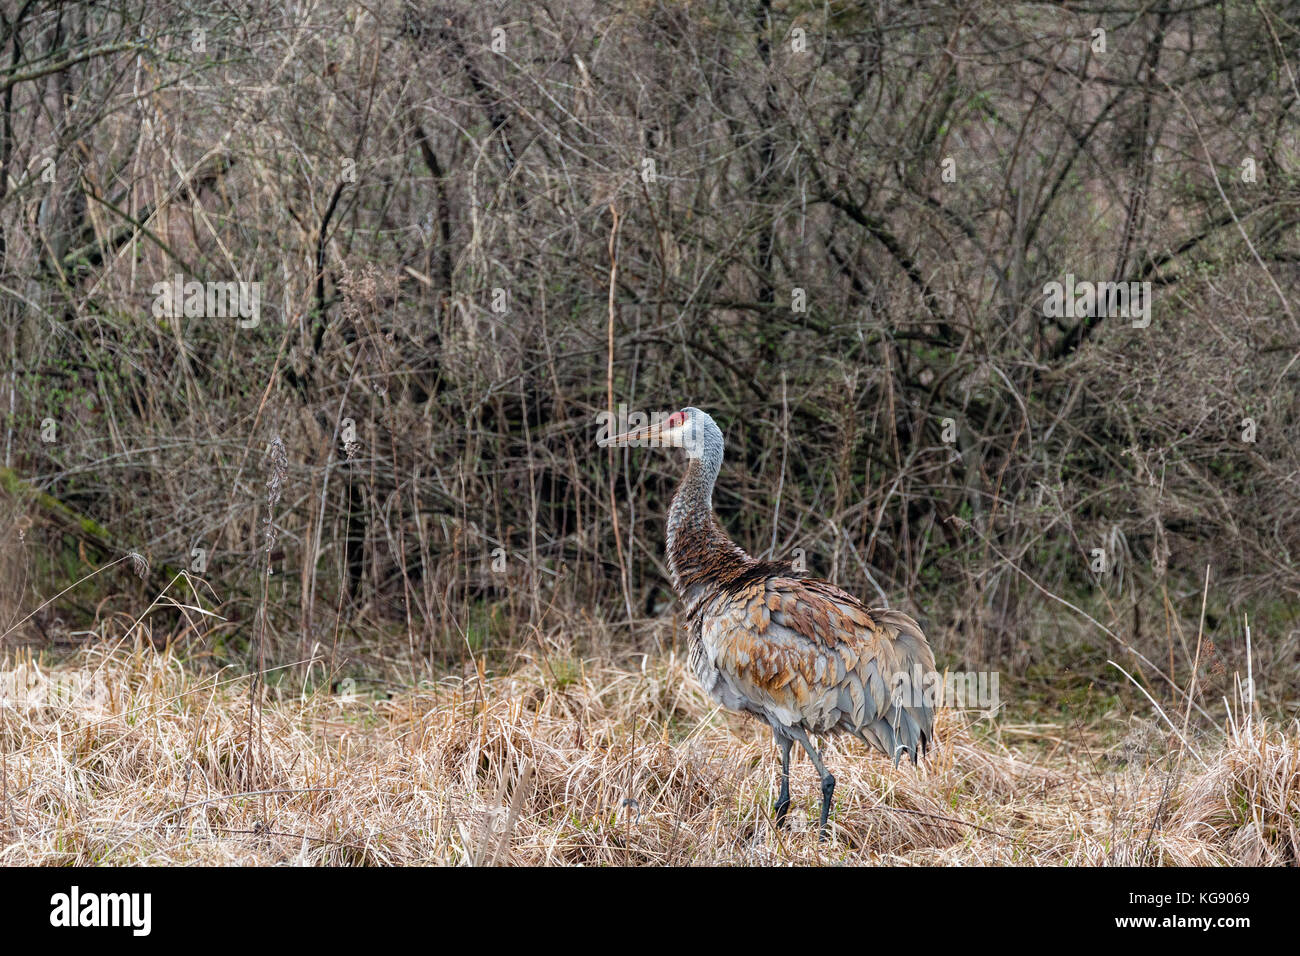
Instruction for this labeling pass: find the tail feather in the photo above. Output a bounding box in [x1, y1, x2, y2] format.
[867, 607, 937, 765]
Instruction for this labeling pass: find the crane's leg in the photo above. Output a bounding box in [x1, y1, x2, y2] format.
[789, 727, 835, 840]
[773, 734, 792, 827]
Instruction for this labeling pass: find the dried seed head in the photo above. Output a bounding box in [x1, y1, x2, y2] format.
[128, 552, 149, 579]
[266, 435, 288, 509]
[264, 435, 289, 552]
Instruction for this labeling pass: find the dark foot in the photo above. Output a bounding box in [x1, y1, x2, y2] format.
[817, 774, 836, 841]
[774, 795, 791, 828]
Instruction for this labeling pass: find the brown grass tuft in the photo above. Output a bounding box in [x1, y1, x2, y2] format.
[2, 640, 1294, 865]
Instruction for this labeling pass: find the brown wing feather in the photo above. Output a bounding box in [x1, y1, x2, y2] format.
[703, 575, 936, 761]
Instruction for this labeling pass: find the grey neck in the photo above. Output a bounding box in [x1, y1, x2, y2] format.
[666, 423, 745, 598]
[669, 421, 723, 526]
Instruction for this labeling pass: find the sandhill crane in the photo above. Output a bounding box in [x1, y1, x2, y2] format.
[602, 407, 935, 838]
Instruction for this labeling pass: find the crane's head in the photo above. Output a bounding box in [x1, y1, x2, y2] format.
[600, 406, 722, 464]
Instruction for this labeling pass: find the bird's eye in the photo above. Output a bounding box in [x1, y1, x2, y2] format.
[667, 411, 687, 428]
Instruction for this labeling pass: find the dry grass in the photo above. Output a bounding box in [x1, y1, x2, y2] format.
[1, 636, 1295, 866]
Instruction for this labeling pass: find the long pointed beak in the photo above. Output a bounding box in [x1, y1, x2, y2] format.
[600, 421, 664, 448]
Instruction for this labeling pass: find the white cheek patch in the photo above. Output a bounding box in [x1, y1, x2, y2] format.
[661, 424, 688, 447]
[676, 424, 706, 458]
